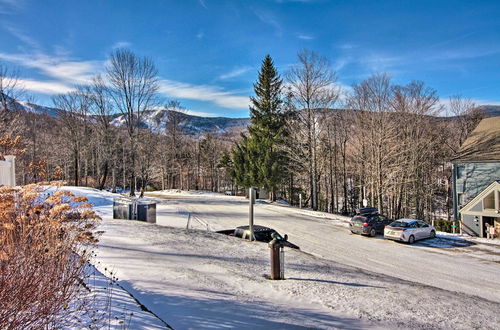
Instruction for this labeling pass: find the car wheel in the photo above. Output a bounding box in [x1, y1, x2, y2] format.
[408, 235, 415, 244]
[350, 230, 356, 234]
[370, 228, 376, 237]
[429, 230, 436, 239]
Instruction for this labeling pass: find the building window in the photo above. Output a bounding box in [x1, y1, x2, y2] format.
[456, 165, 465, 179]
[458, 193, 464, 207]
[484, 191, 495, 209]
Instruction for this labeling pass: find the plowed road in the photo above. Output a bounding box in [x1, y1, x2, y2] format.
[148, 192, 500, 303]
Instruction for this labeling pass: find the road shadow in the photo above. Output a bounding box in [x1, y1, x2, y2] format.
[412, 237, 476, 249]
[287, 277, 384, 288]
[115, 279, 373, 330]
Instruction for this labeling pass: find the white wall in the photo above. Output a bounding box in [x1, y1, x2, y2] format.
[0, 155, 16, 186]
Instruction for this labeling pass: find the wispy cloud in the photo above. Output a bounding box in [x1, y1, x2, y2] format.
[198, 0, 207, 9]
[275, 0, 317, 3]
[0, 0, 24, 14]
[254, 10, 282, 37]
[0, 52, 103, 85]
[2, 24, 40, 49]
[18, 78, 74, 95]
[196, 31, 204, 39]
[184, 109, 217, 117]
[0, 48, 250, 110]
[159, 79, 249, 109]
[218, 66, 253, 80]
[297, 33, 314, 40]
[111, 41, 132, 49]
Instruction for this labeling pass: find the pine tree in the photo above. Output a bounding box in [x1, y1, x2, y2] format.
[231, 55, 289, 201]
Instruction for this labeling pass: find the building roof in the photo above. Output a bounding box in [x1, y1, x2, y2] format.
[452, 116, 500, 162]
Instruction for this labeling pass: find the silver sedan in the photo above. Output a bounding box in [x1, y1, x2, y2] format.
[384, 219, 436, 244]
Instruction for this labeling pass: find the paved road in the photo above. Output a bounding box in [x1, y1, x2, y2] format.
[148, 192, 500, 303]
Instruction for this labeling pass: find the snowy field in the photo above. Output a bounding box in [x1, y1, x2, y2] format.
[56, 187, 500, 329]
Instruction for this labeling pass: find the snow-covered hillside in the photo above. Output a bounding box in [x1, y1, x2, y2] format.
[110, 109, 249, 136]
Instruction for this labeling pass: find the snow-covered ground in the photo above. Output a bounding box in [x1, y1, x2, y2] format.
[56, 187, 500, 329]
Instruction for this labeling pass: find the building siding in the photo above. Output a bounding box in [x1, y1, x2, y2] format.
[462, 214, 480, 235]
[452, 162, 500, 220]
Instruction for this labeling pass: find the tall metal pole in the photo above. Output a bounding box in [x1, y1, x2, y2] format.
[249, 187, 255, 241]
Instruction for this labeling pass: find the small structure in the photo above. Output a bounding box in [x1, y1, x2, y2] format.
[451, 117, 500, 236]
[0, 155, 16, 186]
[113, 197, 156, 223]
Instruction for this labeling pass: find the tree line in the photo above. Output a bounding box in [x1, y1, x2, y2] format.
[0, 48, 482, 220]
[227, 50, 482, 221]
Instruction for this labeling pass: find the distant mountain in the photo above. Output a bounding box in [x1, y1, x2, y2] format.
[3, 94, 249, 136]
[1, 94, 60, 117]
[4, 93, 499, 136]
[474, 105, 500, 118]
[110, 109, 249, 136]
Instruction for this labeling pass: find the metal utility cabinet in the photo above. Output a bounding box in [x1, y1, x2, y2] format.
[113, 197, 156, 223]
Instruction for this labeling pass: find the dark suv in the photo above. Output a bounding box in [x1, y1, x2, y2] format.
[349, 207, 391, 237]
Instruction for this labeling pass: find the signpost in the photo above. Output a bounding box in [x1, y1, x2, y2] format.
[249, 187, 255, 241]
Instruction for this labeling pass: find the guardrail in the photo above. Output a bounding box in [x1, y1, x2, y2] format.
[186, 212, 211, 232]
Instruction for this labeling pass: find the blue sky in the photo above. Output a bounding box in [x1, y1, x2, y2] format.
[1, 0, 499, 117]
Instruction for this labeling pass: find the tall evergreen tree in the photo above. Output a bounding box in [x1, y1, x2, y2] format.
[232, 55, 289, 201]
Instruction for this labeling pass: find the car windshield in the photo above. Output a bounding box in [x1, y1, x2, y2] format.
[390, 221, 411, 228]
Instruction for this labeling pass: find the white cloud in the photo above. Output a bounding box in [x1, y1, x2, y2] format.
[0, 0, 23, 13]
[111, 41, 132, 49]
[2, 24, 39, 49]
[297, 33, 314, 40]
[0, 49, 250, 110]
[254, 10, 282, 37]
[218, 66, 253, 80]
[159, 79, 250, 109]
[185, 109, 217, 117]
[0, 52, 103, 85]
[18, 78, 74, 95]
[198, 0, 207, 9]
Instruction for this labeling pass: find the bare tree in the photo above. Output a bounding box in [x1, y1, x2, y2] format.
[0, 63, 26, 136]
[286, 50, 340, 210]
[348, 73, 395, 214]
[448, 95, 482, 152]
[85, 74, 116, 190]
[106, 49, 160, 196]
[0, 62, 25, 111]
[162, 100, 187, 190]
[53, 91, 90, 186]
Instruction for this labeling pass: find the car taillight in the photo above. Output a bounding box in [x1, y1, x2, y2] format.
[363, 222, 369, 227]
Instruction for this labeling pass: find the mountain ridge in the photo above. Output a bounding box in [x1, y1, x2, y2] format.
[4, 95, 500, 136]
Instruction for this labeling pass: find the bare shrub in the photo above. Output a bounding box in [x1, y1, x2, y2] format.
[0, 184, 101, 329]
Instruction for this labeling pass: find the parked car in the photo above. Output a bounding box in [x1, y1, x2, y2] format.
[217, 225, 300, 249]
[349, 207, 392, 237]
[384, 219, 436, 244]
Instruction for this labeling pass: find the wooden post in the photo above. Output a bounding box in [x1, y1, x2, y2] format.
[270, 245, 281, 279]
[269, 239, 285, 280]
